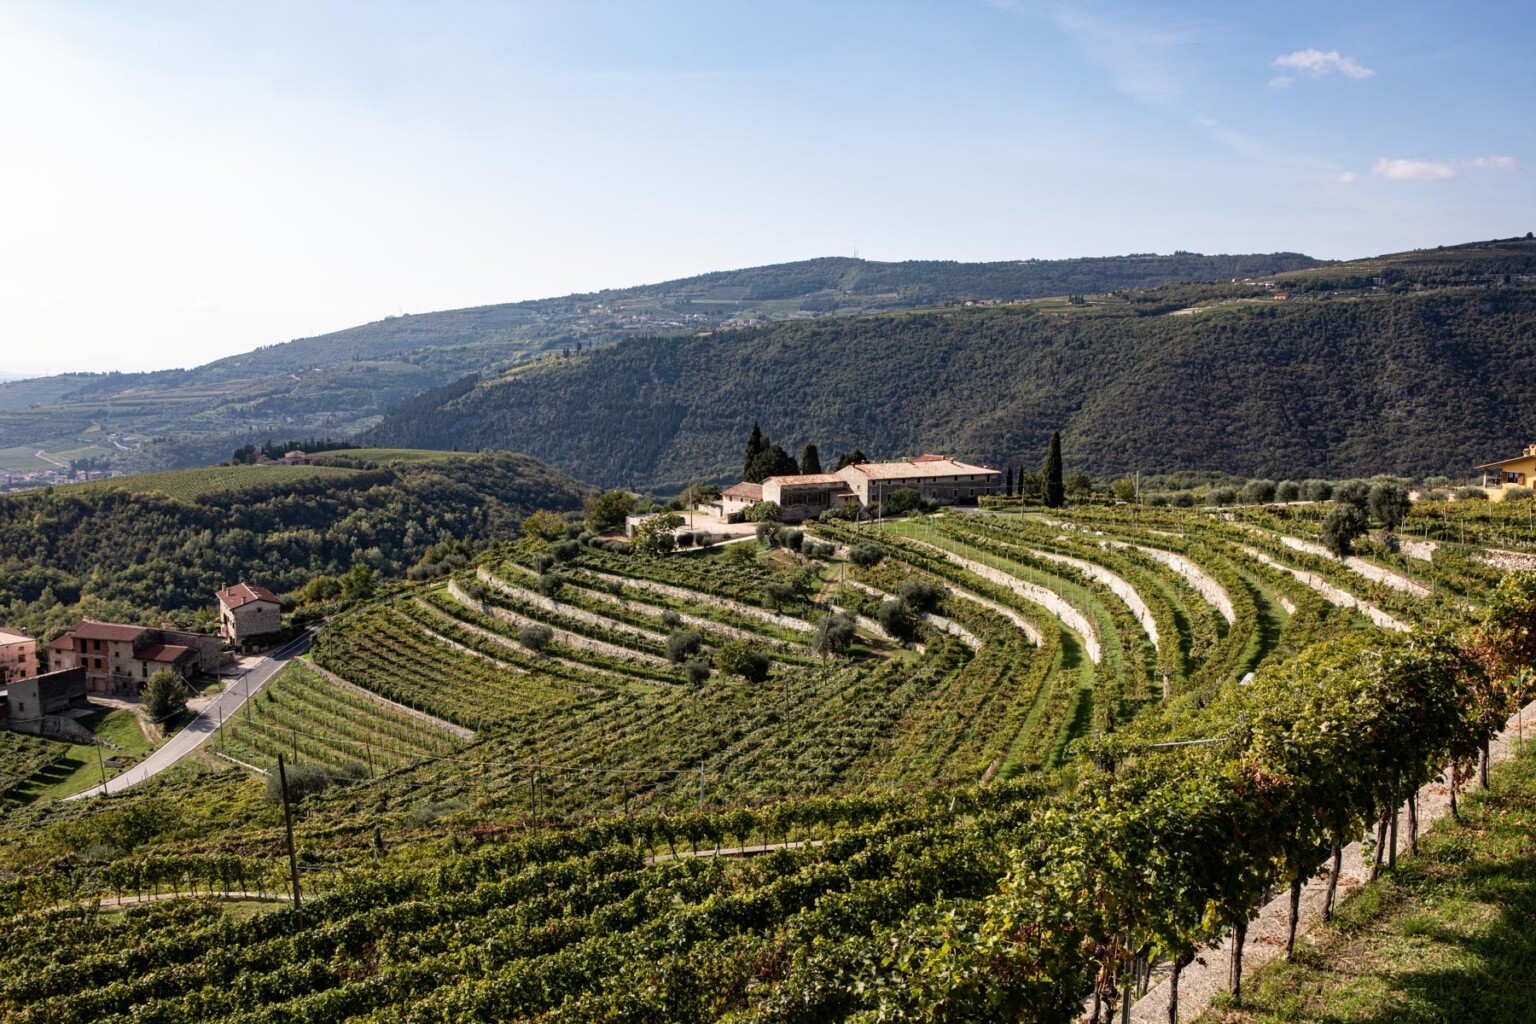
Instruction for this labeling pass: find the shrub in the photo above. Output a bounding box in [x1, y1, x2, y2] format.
[812, 611, 858, 657]
[1321, 502, 1368, 558]
[683, 660, 712, 687]
[551, 540, 581, 562]
[1455, 486, 1490, 501]
[1240, 479, 1276, 505]
[666, 629, 703, 664]
[755, 521, 782, 546]
[876, 599, 918, 641]
[675, 531, 695, 548]
[1205, 486, 1238, 506]
[519, 624, 553, 652]
[780, 528, 804, 552]
[1504, 486, 1535, 503]
[744, 501, 783, 523]
[714, 640, 770, 682]
[897, 579, 945, 613]
[536, 572, 564, 600]
[1301, 479, 1333, 502]
[694, 531, 716, 548]
[762, 582, 795, 610]
[725, 542, 758, 566]
[1170, 490, 1197, 508]
[1275, 480, 1301, 502]
[531, 553, 554, 573]
[266, 761, 365, 805]
[848, 543, 885, 568]
[1333, 479, 1371, 510]
[1144, 493, 1170, 507]
[886, 487, 923, 516]
[660, 610, 683, 629]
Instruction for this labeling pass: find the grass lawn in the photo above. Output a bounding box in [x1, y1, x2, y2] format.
[1199, 740, 1536, 1024]
[6, 705, 185, 803]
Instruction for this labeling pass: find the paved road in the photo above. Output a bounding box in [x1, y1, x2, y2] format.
[66, 630, 314, 801]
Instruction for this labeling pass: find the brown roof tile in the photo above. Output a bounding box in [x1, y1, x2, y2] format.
[217, 583, 281, 609]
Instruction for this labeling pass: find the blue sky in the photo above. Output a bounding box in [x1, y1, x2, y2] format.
[1, 0, 1531, 375]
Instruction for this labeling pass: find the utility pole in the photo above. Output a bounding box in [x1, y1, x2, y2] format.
[277, 754, 302, 924]
[96, 742, 109, 796]
[698, 762, 705, 810]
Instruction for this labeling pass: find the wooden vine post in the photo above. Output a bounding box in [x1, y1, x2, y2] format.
[277, 754, 302, 924]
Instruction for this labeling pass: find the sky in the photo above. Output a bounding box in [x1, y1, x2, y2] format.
[0, 1, 1531, 377]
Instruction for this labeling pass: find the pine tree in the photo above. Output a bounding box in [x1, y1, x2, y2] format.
[1043, 431, 1065, 509]
[1005, 466, 1014, 497]
[800, 443, 823, 475]
[744, 422, 764, 479]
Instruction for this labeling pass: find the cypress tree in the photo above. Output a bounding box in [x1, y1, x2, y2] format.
[1043, 431, 1065, 509]
[800, 443, 823, 475]
[744, 422, 764, 479]
[1005, 466, 1014, 497]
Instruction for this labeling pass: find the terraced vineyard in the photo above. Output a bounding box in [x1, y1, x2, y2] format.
[0, 732, 69, 804]
[1, 497, 1530, 1024]
[219, 662, 468, 776]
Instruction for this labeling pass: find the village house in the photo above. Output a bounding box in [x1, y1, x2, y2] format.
[715, 481, 763, 517]
[217, 582, 283, 650]
[6, 667, 88, 729]
[0, 628, 37, 685]
[748, 454, 1003, 521]
[1475, 444, 1536, 500]
[47, 620, 223, 697]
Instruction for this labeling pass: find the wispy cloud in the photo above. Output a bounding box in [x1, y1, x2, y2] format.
[1369, 155, 1519, 182]
[1046, 4, 1202, 105]
[1270, 48, 1374, 88]
[1336, 171, 1358, 185]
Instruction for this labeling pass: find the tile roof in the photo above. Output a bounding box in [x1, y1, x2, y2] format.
[765, 473, 847, 486]
[843, 459, 999, 481]
[0, 627, 33, 646]
[135, 643, 192, 663]
[721, 482, 763, 500]
[67, 620, 151, 643]
[217, 582, 281, 609]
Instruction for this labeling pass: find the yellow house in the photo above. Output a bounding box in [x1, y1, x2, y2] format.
[1475, 445, 1536, 500]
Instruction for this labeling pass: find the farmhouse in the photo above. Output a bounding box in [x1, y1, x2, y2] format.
[740, 454, 1003, 521]
[217, 582, 283, 650]
[1474, 444, 1536, 500]
[0, 627, 37, 685]
[716, 481, 763, 516]
[46, 620, 222, 697]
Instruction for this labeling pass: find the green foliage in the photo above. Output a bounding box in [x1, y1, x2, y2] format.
[1321, 501, 1368, 557]
[848, 542, 885, 568]
[665, 629, 702, 664]
[835, 449, 868, 470]
[633, 512, 684, 556]
[800, 444, 822, 475]
[1064, 471, 1093, 501]
[885, 487, 922, 515]
[1368, 480, 1411, 531]
[339, 563, 376, 600]
[812, 610, 857, 656]
[1241, 478, 1276, 504]
[743, 501, 783, 523]
[521, 509, 569, 542]
[142, 670, 187, 724]
[583, 490, 638, 534]
[1042, 431, 1064, 508]
[0, 452, 589, 636]
[713, 639, 770, 681]
[518, 623, 553, 652]
[876, 598, 918, 641]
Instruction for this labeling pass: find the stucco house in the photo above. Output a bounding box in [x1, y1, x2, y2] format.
[217, 583, 283, 649]
[0, 627, 37, 685]
[1475, 445, 1536, 500]
[6, 667, 88, 727]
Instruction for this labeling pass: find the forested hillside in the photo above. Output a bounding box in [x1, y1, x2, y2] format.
[370, 239, 1536, 489]
[0, 449, 592, 638]
[0, 250, 1318, 477]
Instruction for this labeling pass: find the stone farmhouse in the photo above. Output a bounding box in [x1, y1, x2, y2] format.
[46, 620, 223, 697]
[742, 454, 1002, 521]
[0, 628, 37, 685]
[217, 582, 283, 650]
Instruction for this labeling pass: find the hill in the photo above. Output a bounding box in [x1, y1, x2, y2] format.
[0, 495, 1527, 1022]
[0, 251, 1321, 476]
[368, 238, 1536, 489]
[0, 448, 593, 638]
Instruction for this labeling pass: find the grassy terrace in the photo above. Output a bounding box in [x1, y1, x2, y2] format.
[1200, 742, 1536, 1024]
